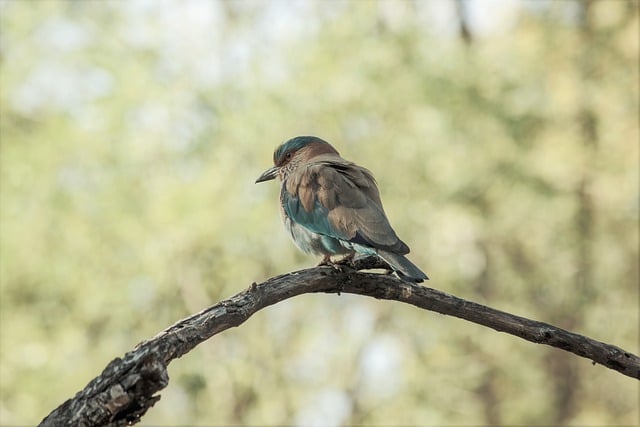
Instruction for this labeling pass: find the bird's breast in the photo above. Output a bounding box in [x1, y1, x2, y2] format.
[279, 196, 349, 257]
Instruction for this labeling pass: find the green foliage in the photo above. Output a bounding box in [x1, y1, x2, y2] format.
[1, 1, 637, 425]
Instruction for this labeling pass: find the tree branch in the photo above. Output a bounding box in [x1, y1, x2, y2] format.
[40, 257, 640, 426]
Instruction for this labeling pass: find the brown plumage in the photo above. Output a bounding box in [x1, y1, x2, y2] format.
[256, 136, 428, 282]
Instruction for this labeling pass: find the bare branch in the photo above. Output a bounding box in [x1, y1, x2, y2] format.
[40, 257, 640, 426]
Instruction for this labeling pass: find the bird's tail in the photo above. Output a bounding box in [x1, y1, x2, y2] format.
[378, 250, 429, 282]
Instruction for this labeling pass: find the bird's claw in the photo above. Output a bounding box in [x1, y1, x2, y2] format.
[318, 255, 357, 273]
[317, 255, 333, 267]
[336, 253, 356, 268]
[317, 256, 342, 271]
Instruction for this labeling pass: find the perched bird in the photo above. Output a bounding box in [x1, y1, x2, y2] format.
[256, 136, 428, 282]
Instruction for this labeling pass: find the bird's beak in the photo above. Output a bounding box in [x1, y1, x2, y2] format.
[255, 166, 279, 183]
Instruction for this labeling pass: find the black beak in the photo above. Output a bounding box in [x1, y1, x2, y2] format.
[255, 166, 279, 183]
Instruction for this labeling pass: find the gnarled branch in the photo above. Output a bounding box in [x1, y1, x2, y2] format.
[40, 257, 640, 426]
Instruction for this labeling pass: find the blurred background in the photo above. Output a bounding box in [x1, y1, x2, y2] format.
[1, 0, 638, 425]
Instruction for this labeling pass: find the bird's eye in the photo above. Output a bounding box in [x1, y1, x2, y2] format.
[285, 152, 292, 160]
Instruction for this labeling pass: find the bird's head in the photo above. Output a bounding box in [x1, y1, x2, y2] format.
[255, 136, 339, 183]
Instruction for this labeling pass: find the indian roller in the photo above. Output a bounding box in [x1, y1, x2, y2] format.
[256, 136, 428, 282]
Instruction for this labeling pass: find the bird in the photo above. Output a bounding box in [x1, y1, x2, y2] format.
[255, 136, 428, 282]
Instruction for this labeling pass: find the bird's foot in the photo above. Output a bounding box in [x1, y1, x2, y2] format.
[336, 253, 356, 268]
[317, 255, 335, 267]
[317, 255, 353, 296]
[318, 255, 342, 272]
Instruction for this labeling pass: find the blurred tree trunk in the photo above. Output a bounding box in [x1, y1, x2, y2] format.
[547, 1, 598, 423]
[454, 0, 473, 45]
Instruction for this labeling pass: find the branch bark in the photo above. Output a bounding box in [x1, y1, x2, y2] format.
[40, 257, 640, 426]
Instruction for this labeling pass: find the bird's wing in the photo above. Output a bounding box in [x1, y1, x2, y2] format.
[282, 158, 409, 254]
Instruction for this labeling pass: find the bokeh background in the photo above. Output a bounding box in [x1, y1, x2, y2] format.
[1, 0, 638, 425]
